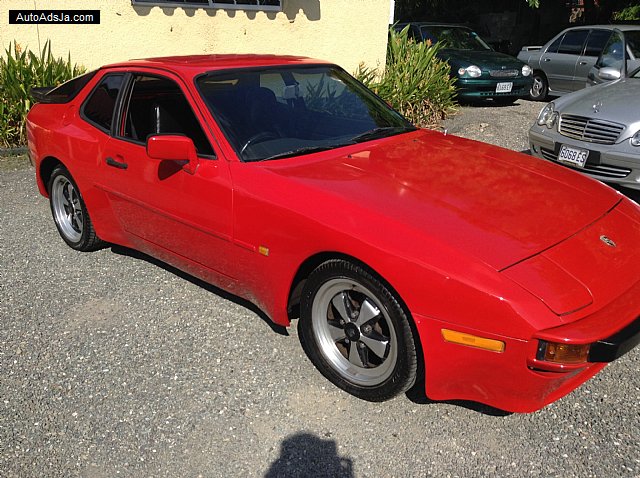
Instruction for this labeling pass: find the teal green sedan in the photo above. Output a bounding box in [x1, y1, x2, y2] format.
[397, 23, 534, 104]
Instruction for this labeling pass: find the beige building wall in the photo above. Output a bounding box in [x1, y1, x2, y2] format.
[1, 0, 390, 74]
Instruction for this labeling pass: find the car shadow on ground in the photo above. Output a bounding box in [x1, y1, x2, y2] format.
[110, 245, 289, 336]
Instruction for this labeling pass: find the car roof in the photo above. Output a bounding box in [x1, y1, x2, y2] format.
[101, 54, 330, 76]
[561, 24, 640, 32]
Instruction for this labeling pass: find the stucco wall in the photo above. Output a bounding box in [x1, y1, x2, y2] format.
[1, 0, 389, 74]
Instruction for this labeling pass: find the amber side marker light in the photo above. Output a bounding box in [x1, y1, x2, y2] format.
[441, 329, 505, 353]
[537, 341, 590, 364]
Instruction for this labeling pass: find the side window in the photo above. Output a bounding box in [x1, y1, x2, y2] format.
[557, 30, 589, 55]
[584, 30, 612, 57]
[83, 74, 124, 132]
[122, 75, 214, 157]
[546, 34, 564, 53]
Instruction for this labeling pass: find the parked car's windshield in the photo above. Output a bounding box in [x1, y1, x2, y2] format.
[597, 30, 640, 69]
[419, 26, 491, 51]
[196, 65, 415, 162]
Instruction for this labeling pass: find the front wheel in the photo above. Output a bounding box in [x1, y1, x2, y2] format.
[299, 259, 418, 402]
[48, 165, 104, 251]
[529, 72, 548, 101]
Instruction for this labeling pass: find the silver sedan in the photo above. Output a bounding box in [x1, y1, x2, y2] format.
[518, 25, 640, 101]
[529, 67, 640, 190]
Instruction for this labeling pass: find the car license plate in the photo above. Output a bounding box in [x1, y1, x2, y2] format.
[496, 82, 513, 93]
[558, 144, 589, 168]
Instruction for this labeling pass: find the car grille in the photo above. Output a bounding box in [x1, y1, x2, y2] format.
[540, 147, 631, 179]
[558, 115, 624, 145]
[489, 69, 519, 78]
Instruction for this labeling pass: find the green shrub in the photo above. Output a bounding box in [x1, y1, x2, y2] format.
[0, 41, 85, 148]
[614, 4, 640, 20]
[355, 26, 457, 128]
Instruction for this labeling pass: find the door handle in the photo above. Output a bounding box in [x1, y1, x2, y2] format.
[106, 156, 128, 170]
[579, 61, 588, 65]
[543, 58, 551, 62]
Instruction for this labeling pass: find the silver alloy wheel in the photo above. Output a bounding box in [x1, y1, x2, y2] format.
[51, 175, 83, 243]
[531, 76, 545, 98]
[311, 278, 397, 387]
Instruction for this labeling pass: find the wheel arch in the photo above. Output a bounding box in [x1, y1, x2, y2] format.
[533, 69, 548, 81]
[287, 251, 413, 322]
[38, 156, 65, 196]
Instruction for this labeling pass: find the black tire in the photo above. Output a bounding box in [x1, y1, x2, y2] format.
[529, 72, 548, 101]
[48, 165, 104, 251]
[299, 259, 418, 402]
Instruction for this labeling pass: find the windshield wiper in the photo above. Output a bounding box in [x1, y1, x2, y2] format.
[350, 126, 415, 144]
[257, 144, 353, 162]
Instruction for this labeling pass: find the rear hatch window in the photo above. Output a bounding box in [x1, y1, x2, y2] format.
[31, 70, 98, 104]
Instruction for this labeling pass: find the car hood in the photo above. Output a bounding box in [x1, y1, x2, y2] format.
[266, 130, 620, 271]
[555, 78, 640, 133]
[441, 49, 525, 69]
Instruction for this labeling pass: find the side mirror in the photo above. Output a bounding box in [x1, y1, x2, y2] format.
[146, 135, 199, 175]
[598, 67, 622, 81]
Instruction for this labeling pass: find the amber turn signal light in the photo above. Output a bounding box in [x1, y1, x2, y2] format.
[537, 341, 590, 364]
[441, 329, 505, 353]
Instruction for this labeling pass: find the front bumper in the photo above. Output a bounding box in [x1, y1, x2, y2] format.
[414, 275, 640, 413]
[529, 126, 640, 190]
[588, 316, 640, 362]
[455, 77, 533, 99]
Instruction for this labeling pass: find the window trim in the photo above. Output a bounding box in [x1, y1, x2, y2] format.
[131, 0, 282, 12]
[116, 71, 217, 160]
[556, 29, 589, 56]
[80, 72, 127, 136]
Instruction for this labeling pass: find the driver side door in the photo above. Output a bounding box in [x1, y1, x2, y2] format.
[97, 70, 237, 282]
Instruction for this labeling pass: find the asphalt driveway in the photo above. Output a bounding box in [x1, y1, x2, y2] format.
[1, 102, 639, 477]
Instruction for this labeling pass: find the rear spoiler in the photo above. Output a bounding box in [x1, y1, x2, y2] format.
[520, 46, 542, 52]
[30, 86, 56, 103]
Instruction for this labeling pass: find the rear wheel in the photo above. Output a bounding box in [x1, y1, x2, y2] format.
[48, 165, 104, 251]
[529, 72, 548, 101]
[299, 259, 418, 402]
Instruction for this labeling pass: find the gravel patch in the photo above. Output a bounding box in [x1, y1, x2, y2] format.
[443, 99, 542, 152]
[1, 108, 639, 478]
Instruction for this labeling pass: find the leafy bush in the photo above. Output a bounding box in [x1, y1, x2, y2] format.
[614, 4, 640, 20]
[0, 41, 85, 147]
[355, 26, 457, 128]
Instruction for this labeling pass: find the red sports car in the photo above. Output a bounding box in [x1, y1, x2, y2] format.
[26, 55, 640, 413]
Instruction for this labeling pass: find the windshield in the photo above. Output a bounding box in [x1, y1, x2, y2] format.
[597, 30, 640, 69]
[419, 26, 491, 51]
[196, 65, 415, 162]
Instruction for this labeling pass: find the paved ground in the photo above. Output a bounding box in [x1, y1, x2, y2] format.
[1, 102, 639, 478]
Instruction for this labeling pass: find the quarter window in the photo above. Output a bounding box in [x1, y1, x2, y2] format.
[122, 75, 214, 157]
[82, 74, 125, 132]
[131, 0, 281, 10]
[546, 35, 563, 53]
